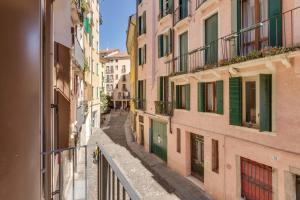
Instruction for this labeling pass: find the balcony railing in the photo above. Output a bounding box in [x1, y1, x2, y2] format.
[158, 8, 172, 20]
[74, 38, 84, 69]
[155, 101, 173, 116]
[135, 99, 146, 111]
[167, 7, 300, 76]
[174, 2, 189, 25]
[106, 69, 114, 74]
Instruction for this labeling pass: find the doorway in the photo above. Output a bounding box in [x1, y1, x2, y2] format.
[191, 133, 204, 182]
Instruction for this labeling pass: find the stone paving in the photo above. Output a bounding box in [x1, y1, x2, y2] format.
[104, 110, 212, 200]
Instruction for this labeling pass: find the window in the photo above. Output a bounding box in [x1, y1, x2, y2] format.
[175, 84, 190, 110]
[115, 74, 118, 80]
[116, 84, 118, 89]
[176, 128, 181, 153]
[138, 45, 147, 65]
[122, 65, 126, 73]
[115, 65, 118, 70]
[122, 84, 126, 91]
[137, 80, 146, 110]
[158, 76, 168, 101]
[158, 29, 173, 58]
[179, 32, 188, 72]
[159, 0, 171, 19]
[229, 75, 272, 132]
[198, 81, 223, 114]
[212, 139, 219, 173]
[138, 12, 146, 36]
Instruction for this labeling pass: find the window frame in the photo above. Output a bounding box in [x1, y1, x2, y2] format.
[211, 139, 219, 173]
[242, 76, 260, 129]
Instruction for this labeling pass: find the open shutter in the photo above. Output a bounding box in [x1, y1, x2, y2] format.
[143, 45, 147, 64]
[229, 77, 242, 126]
[216, 80, 224, 114]
[198, 82, 205, 112]
[169, 0, 173, 13]
[158, 35, 163, 58]
[159, 0, 164, 17]
[269, 0, 282, 47]
[168, 29, 173, 54]
[185, 84, 190, 111]
[176, 85, 180, 109]
[159, 77, 164, 101]
[260, 74, 272, 132]
[143, 11, 146, 34]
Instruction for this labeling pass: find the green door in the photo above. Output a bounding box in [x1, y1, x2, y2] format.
[151, 120, 167, 161]
[179, 32, 188, 72]
[205, 13, 218, 66]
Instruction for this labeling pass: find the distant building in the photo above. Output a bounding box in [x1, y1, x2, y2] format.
[100, 49, 131, 110]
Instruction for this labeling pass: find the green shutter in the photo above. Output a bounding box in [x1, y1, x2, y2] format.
[229, 77, 242, 126]
[205, 14, 218, 65]
[269, 0, 282, 47]
[84, 17, 91, 33]
[185, 84, 190, 111]
[158, 35, 163, 58]
[168, 29, 173, 54]
[144, 45, 147, 64]
[216, 80, 224, 114]
[198, 82, 205, 112]
[236, 0, 241, 56]
[159, 77, 164, 101]
[143, 12, 146, 34]
[260, 74, 272, 132]
[169, 0, 173, 13]
[176, 85, 180, 109]
[159, 0, 164, 17]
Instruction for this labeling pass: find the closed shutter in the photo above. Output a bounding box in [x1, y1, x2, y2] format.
[185, 84, 190, 111]
[216, 80, 224, 114]
[176, 85, 180, 109]
[138, 48, 141, 65]
[269, 0, 282, 47]
[229, 77, 242, 126]
[198, 82, 205, 112]
[260, 74, 272, 132]
[171, 82, 175, 109]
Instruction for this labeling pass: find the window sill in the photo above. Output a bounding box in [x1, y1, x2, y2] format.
[231, 125, 276, 136]
[198, 112, 222, 117]
[174, 108, 190, 112]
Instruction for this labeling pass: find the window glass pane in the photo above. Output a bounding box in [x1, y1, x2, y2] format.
[245, 81, 256, 125]
[207, 83, 214, 111]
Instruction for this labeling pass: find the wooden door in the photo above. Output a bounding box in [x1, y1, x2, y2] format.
[151, 120, 167, 161]
[241, 157, 273, 200]
[205, 13, 218, 65]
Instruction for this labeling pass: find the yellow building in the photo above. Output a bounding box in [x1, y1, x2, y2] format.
[126, 15, 137, 133]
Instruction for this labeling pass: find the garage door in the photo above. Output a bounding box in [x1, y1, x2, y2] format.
[241, 157, 273, 200]
[151, 120, 167, 161]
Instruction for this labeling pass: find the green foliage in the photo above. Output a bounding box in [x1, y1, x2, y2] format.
[100, 93, 111, 113]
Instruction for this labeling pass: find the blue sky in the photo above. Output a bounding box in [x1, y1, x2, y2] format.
[100, 0, 136, 52]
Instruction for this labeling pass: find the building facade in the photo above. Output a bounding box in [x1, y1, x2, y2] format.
[126, 15, 138, 133]
[82, 0, 102, 142]
[101, 50, 131, 110]
[135, 0, 300, 199]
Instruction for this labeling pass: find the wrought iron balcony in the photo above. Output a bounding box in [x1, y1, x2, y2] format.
[73, 38, 84, 70]
[158, 8, 172, 20]
[135, 99, 146, 111]
[167, 7, 300, 76]
[155, 101, 173, 116]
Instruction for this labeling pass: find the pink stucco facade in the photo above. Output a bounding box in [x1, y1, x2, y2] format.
[136, 0, 300, 199]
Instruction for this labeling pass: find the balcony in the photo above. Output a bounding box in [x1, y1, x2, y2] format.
[135, 99, 146, 111]
[196, 0, 207, 9]
[106, 69, 114, 74]
[73, 38, 84, 70]
[155, 101, 173, 116]
[71, 0, 84, 24]
[167, 7, 300, 77]
[44, 131, 178, 200]
[158, 8, 172, 21]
